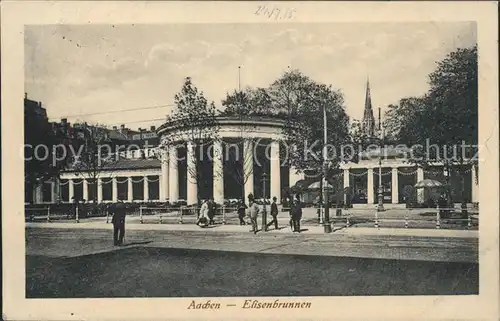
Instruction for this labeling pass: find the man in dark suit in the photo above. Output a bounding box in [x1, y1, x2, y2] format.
[292, 195, 302, 233]
[207, 198, 216, 225]
[266, 196, 279, 230]
[111, 201, 126, 246]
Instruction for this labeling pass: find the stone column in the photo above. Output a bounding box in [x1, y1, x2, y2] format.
[343, 169, 350, 203]
[186, 142, 198, 205]
[391, 167, 399, 204]
[82, 179, 88, 202]
[213, 140, 224, 205]
[471, 164, 479, 203]
[367, 168, 374, 204]
[112, 177, 118, 202]
[160, 149, 169, 201]
[270, 141, 281, 203]
[127, 177, 133, 201]
[97, 178, 103, 203]
[144, 176, 149, 201]
[51, 181, 56, 203]
[68, 179, 74, 202]
[169, 146, 179, 202]
[243, 139, 254, 198]
[35, 183, 43, 204]
[343, 169, 350, 188]
[417, 167, 424, 203]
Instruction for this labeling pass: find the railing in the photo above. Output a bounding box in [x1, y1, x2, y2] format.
[25, 203, 478, 230]
[319, 207, 479, 230]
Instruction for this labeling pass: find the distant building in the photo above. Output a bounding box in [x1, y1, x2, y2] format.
[361, 79, 376, 137]
[24, 93, 47, 120]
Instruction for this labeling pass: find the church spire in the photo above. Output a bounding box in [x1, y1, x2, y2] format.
[362, 77, 376, 137]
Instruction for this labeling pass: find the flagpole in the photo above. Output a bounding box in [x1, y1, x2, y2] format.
[238, 66, 241, 92]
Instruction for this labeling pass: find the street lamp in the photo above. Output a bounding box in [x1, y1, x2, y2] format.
[377, 131, 385, 212]
[261, 172, 268, 232]
[322, 104, 332, 233]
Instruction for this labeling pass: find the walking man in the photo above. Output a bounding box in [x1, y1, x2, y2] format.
[111, 201, 127, 246]
[237, 199, 247, 225]
[288, 195, 295, 231]
[266, 196, 279, 230]
[247, 194, 259, 234]
[292, 194, 302, 233]
[207, 198, 215, 225]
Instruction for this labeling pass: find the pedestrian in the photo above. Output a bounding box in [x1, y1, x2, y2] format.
[288, 196, 295, 231]
[292, 194, 302, 233]
[111, 201, 127, 246]
[266, 196, 279, 230]
[197, 199, 209, 227]
[237, 199, 247, 225]
[207, 197, 215, 225]
[247, 194, 259, 234]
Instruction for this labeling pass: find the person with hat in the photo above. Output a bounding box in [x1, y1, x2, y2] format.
[291, 194, 302, 233]
[111, 200, 127, 245]
[266, 196, 279, 230]
[247, 193, 260, 234]
[237, 198, 247, 225]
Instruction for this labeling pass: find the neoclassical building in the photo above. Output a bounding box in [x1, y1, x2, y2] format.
[30, 114, 479, 207]
[29, 80, 479, 206]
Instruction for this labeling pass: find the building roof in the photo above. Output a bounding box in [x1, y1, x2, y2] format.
[101, 158, 161, 170]
[62, 158, 161, 173]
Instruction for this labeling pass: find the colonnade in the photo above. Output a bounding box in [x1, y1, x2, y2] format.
[161, 140, 291, 205]
[342, 165, 479, 204]
[33, 157, 479, 206]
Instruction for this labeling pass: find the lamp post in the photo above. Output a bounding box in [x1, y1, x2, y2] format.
[376, 128, 385, 213]
[322, 104, 332, 233]
[261, 172, 268, 232]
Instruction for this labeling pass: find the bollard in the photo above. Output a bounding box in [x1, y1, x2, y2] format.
[345, 212, 350, 228]
[374, 210, 379, 228]
[47, 206, 51, 223]
[140, 206, 143, 224]
[76, 206, 79, 223]
[222, 206, 226, 225]
[436, 206, 441, 229]
[404, 215, 409, 228]
[467, 213, 472, 229]
[106, 211, 109, 224]
[159, 214, 163, 224]
[179, 206, 183, 224]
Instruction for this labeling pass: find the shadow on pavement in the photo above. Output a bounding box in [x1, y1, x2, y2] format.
[26, 246, 478, 298]
[123, 241, 153, 247]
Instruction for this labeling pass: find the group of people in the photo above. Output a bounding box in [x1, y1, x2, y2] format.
[242, 193, 303, 234]
[107, 193, 304, 245]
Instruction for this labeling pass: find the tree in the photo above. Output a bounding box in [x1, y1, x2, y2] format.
[220, 87, 273, 117]
[68, 123, 118, 203]
[163, 77, 220, 205]
[384, 45, 478, 207]
[274, 71, 350, 210]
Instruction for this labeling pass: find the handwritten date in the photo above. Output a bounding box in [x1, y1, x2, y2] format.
[255, 5, 296, 20]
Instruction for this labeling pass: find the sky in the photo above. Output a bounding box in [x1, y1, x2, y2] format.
[25, 22, 476, 130]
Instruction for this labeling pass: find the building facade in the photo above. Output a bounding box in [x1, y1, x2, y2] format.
[31, 115, 479, 207]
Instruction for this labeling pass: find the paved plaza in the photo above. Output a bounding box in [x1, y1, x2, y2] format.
[26, 223, 478, 298]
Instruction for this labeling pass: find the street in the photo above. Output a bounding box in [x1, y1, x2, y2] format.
[26, 226, 478, 297]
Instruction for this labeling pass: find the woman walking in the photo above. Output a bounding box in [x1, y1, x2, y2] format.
[197, 200, 209, 227]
